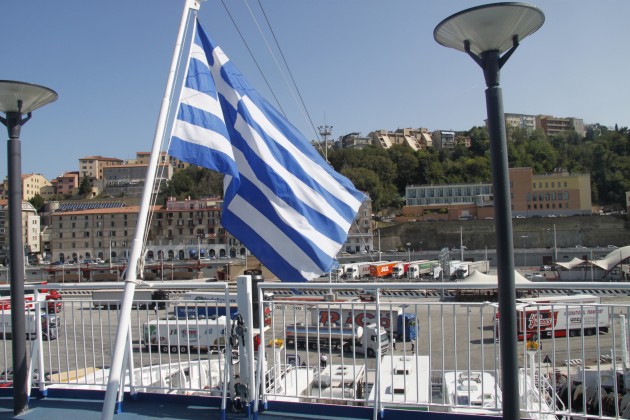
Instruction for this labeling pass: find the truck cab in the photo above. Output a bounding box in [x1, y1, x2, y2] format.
[343, 322, 389, 357]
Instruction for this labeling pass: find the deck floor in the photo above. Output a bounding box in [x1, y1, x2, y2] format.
[0, 393, 309, 420]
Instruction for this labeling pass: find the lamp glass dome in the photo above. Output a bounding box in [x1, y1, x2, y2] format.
[434, 2, 544, 55]
[0, 80, 58, 114]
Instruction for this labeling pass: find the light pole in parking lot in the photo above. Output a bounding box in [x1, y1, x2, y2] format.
[407, 242, 411, 262]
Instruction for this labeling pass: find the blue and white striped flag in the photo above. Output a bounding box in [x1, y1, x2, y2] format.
[169, 20, 365, 282]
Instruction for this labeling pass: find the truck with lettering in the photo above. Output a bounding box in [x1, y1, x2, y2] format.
[143, 316, 229, 354]
[343, 263, 372, 279]
[143, 315, 268, 354]
[309, 303, 417, 341]
[369, 261, 401, 278]
[494, 294, 610, 341]
[285, 323, 388, 357]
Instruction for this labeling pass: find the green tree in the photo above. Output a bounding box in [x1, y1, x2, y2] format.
[28, 194, 45, 211]
[78, 175, 92, 197]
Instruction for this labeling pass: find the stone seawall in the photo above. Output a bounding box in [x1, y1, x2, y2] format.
[378, 215, 630, 252]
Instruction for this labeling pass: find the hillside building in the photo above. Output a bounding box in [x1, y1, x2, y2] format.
[402, 167, 591, 222]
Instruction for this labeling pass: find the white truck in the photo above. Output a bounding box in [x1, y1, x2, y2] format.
[143, 316, 229, 354]
[285, 323, 388, 357]
[143, 315, 269, 354]
[494, 294, 611, 341]
[408, 260, 439, 279]
[450, 260, 490, 279]
[0, 310, 59, 341]
[343, 263, 371, 279]
[92, 289, 170, 310]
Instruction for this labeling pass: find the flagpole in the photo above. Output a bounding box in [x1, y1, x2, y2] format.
[101, 0, 200, 418]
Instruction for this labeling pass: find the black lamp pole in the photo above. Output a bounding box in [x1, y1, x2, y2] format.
[0, 80, 57, 416]
[434, 4, 544, 419]
[1, 102, 31, 415]
[473, 45, 520, 420]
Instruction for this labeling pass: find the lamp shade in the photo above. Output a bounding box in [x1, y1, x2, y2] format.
[434, 2, 544, 56]
[0, 80, 58, 113]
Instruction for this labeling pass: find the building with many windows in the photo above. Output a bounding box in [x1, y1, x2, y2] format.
[50, 171, 80, 197]
[402, 167, 591, 221]
[0, 200, 41, 265]
[342, 196, 374, 253]
[1, 173, 51, 201]
[78, 156, 124, 180]
[369, 128, 430, 151]
[535, 115, 585, 137]
[48, 197, 245, 263]
[102, 163, 173, 198]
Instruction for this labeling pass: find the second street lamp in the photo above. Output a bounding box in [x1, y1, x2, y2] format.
[434, 4, 544, 419]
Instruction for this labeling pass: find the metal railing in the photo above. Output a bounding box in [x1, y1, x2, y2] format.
[1, 280, 630, 419]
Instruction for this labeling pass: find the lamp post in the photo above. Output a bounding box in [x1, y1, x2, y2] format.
[406, 242, 411, 262]
[434, 4, 544, 420]
[0, 80, 57, 415]
[521, 235, 529, 268]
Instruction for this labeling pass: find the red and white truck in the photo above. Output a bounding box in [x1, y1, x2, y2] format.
[369, 261, 401, 278]
[343, 263, 372, 279]
[494, 294, 610, 341]
[391, 263, 409, 279]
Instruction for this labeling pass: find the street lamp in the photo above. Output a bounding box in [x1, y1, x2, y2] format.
[0, 80, 57, 415]
[406, 242, 411, 262]
[521, 235, 529, 268]
[434, 4, 544, 420]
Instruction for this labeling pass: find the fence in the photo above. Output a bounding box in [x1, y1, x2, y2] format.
[1, 280, 630, 419]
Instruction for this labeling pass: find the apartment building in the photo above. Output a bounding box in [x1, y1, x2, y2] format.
[369, 128, 429, 151]
[78, 156, 124, 180]
[102, 163, 173, 198]
[1, 173, 51, 201]
[535, 115, 586, 137]
[0, 200, 41, 265]
[48, 197, 244, 263]
[402, 167, 591, 221]
[504, 113, 537, 131]
[51, 171, 80, 197]
[134, 151, 189, 171]
[342, 196, 374, 253]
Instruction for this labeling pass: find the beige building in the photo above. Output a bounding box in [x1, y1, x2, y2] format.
[535, 115, 585, 137]
[370, 128, 430, 151]
[0, 200, 41, 265]
[342, 196, 374, 253]
[2, 173, 52, 201]
[78, 156, 124, 180]
[134, 151, 189, 171]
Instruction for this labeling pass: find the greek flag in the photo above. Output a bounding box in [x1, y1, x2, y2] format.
[169, 20, 365, 282]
